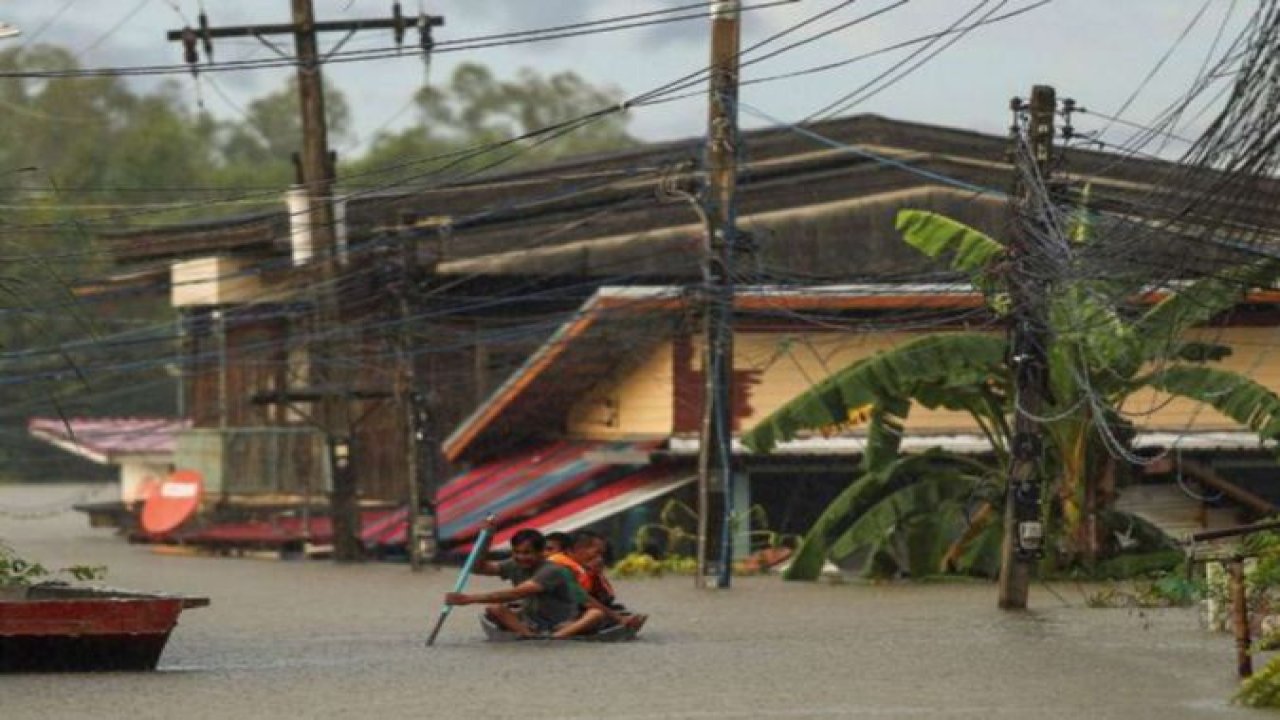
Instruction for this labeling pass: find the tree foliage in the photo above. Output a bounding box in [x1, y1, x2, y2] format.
[0, 46, 637, 482]
[746, 210, 1280, 581]
[350, 62, 637, 185]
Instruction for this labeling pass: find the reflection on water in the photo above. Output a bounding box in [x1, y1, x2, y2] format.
[0, 484, 1262, 720]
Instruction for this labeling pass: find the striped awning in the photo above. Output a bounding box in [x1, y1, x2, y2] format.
[434, 439, 660, 543]
[482, 466, 694, 550]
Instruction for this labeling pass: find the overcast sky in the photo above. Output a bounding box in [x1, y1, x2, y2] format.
[0, 1, 1249, 158]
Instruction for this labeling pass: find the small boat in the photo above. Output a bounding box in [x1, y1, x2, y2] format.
[479, 615, 640, 643]
[0, 583, 209, 672]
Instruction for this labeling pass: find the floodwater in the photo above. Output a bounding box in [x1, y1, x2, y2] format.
[0, 484, 1269, 720]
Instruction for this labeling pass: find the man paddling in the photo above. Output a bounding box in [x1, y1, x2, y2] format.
[444, 528, 605, 639]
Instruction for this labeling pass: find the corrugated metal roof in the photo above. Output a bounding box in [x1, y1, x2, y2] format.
[445, 283, 1280, 463]
[666, 431, 1275, 456]
[27, 417, 192, 464]
[436, 439, 661, 543]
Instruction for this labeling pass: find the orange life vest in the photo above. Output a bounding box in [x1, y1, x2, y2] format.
[546, 552, 596, 594]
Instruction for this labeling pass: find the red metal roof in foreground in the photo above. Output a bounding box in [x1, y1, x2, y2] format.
[435, 439, 661, 543]
[27, 417, 191, 464]
[463, 466, 694, 552]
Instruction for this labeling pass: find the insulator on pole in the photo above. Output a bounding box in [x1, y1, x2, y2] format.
[419, 15, 435, 55]
[181, 27, 199, 70]
[393, 2, 406, 46]
[198, 12, 213, 62]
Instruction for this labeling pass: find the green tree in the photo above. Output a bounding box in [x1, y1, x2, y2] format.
[213, 76, 351, 189]
[0, 47, 640, 482]
[348, 62, 639, 186]
[743, 210, 1280, 580]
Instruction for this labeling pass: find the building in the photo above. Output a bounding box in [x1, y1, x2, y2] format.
[57, 113, 1280, 547]
[434, 284, 1280, 553]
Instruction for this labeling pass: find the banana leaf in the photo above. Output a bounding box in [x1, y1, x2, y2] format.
[1144, 364, 1280, 441]
[743, 333, 1007, 454]
[826, 471, 985, 577]
[782, 448, 957, 581]
[1134, 261, 1280, 361]
[895, 210, 1006, 282]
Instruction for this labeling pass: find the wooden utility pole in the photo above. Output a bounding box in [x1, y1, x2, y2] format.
[697, 0, 742, 590]
[997, 85, 1057, 609]
[168, 2, 444, 563]
[291, 0, 357, 562]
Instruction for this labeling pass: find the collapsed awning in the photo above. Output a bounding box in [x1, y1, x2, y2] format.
[28, 417, 191, 465]
[482, 466, 694, 550]
[435, 439, 661, 543]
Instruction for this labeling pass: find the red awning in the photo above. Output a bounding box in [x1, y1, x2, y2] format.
[481, 466, 694, 550]
[435, 439, 659, 543]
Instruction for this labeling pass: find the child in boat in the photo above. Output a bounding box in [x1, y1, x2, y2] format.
[445, 527, 605, 639]
[545, 530, 618, 608]
[545, 531, 573, 556]
[546, 530, 647, 631]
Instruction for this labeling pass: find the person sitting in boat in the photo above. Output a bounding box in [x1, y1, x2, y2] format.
[545, 531, 620, 608]
[544, 531, 573, 556]
[445, 528, 605, 640]
[547, 530, 646, 631]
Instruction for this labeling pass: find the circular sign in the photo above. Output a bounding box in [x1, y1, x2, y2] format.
[141, 469, 204, 535]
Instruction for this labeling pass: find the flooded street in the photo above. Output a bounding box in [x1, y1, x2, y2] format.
[0, 484, 1267, 719]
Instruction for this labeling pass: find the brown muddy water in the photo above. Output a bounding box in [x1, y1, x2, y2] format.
[0, 484, 1269, 719]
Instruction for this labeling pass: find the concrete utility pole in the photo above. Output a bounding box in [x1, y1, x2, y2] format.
[394, 232, 424, 570]
[393, 224, 441, 571]
[997, 85, 1057, 609]
[697, 0, 742, 590]
[168, 2, 444, 563]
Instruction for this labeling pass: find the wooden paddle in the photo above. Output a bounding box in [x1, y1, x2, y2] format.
[426, 515, 496, 646]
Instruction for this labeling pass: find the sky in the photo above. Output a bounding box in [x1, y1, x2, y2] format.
[0, 0, 1250, 159]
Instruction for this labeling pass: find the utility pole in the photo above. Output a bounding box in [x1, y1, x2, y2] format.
[393, 221, 442, 571]
[394, 231, 425, 570]
[168, 2, 444, 563]
[697, 0, 742, 590]
[997, 85, 1057, 609]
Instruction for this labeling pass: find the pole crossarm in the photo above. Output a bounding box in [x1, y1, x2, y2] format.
[165, 16, 444, 42]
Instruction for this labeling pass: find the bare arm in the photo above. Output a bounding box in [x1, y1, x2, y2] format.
[446, 580, 542, 607]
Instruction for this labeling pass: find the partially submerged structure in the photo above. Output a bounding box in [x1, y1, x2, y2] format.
[438, 284, 1280, 550]
[27, 418, 189, 503]
[48, 113, 1280, 550]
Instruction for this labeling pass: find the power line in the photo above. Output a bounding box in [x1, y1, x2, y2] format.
[0, 0, 800, 80]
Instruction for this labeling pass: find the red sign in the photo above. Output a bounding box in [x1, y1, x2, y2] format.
[141, 470, 204, 535]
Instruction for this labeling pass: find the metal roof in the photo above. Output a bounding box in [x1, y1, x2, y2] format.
[27, 417, 192, 464]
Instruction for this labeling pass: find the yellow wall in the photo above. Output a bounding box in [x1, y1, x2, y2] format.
[1124, 327, 1280, 431]
[733, 330, 984, 433]
[563, 326, 1280, 440]
[567, 341, 674, 439]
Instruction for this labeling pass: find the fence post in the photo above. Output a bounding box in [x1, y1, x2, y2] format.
[1229, 557, 1253, 678]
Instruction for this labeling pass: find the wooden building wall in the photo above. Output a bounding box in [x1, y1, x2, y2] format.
[567, 341, 674, 438]
[184, 308, 291, 429]
[563, 326, 1280, 441]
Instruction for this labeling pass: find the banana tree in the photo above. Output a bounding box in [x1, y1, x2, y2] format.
[744, 210, 1280, 580]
